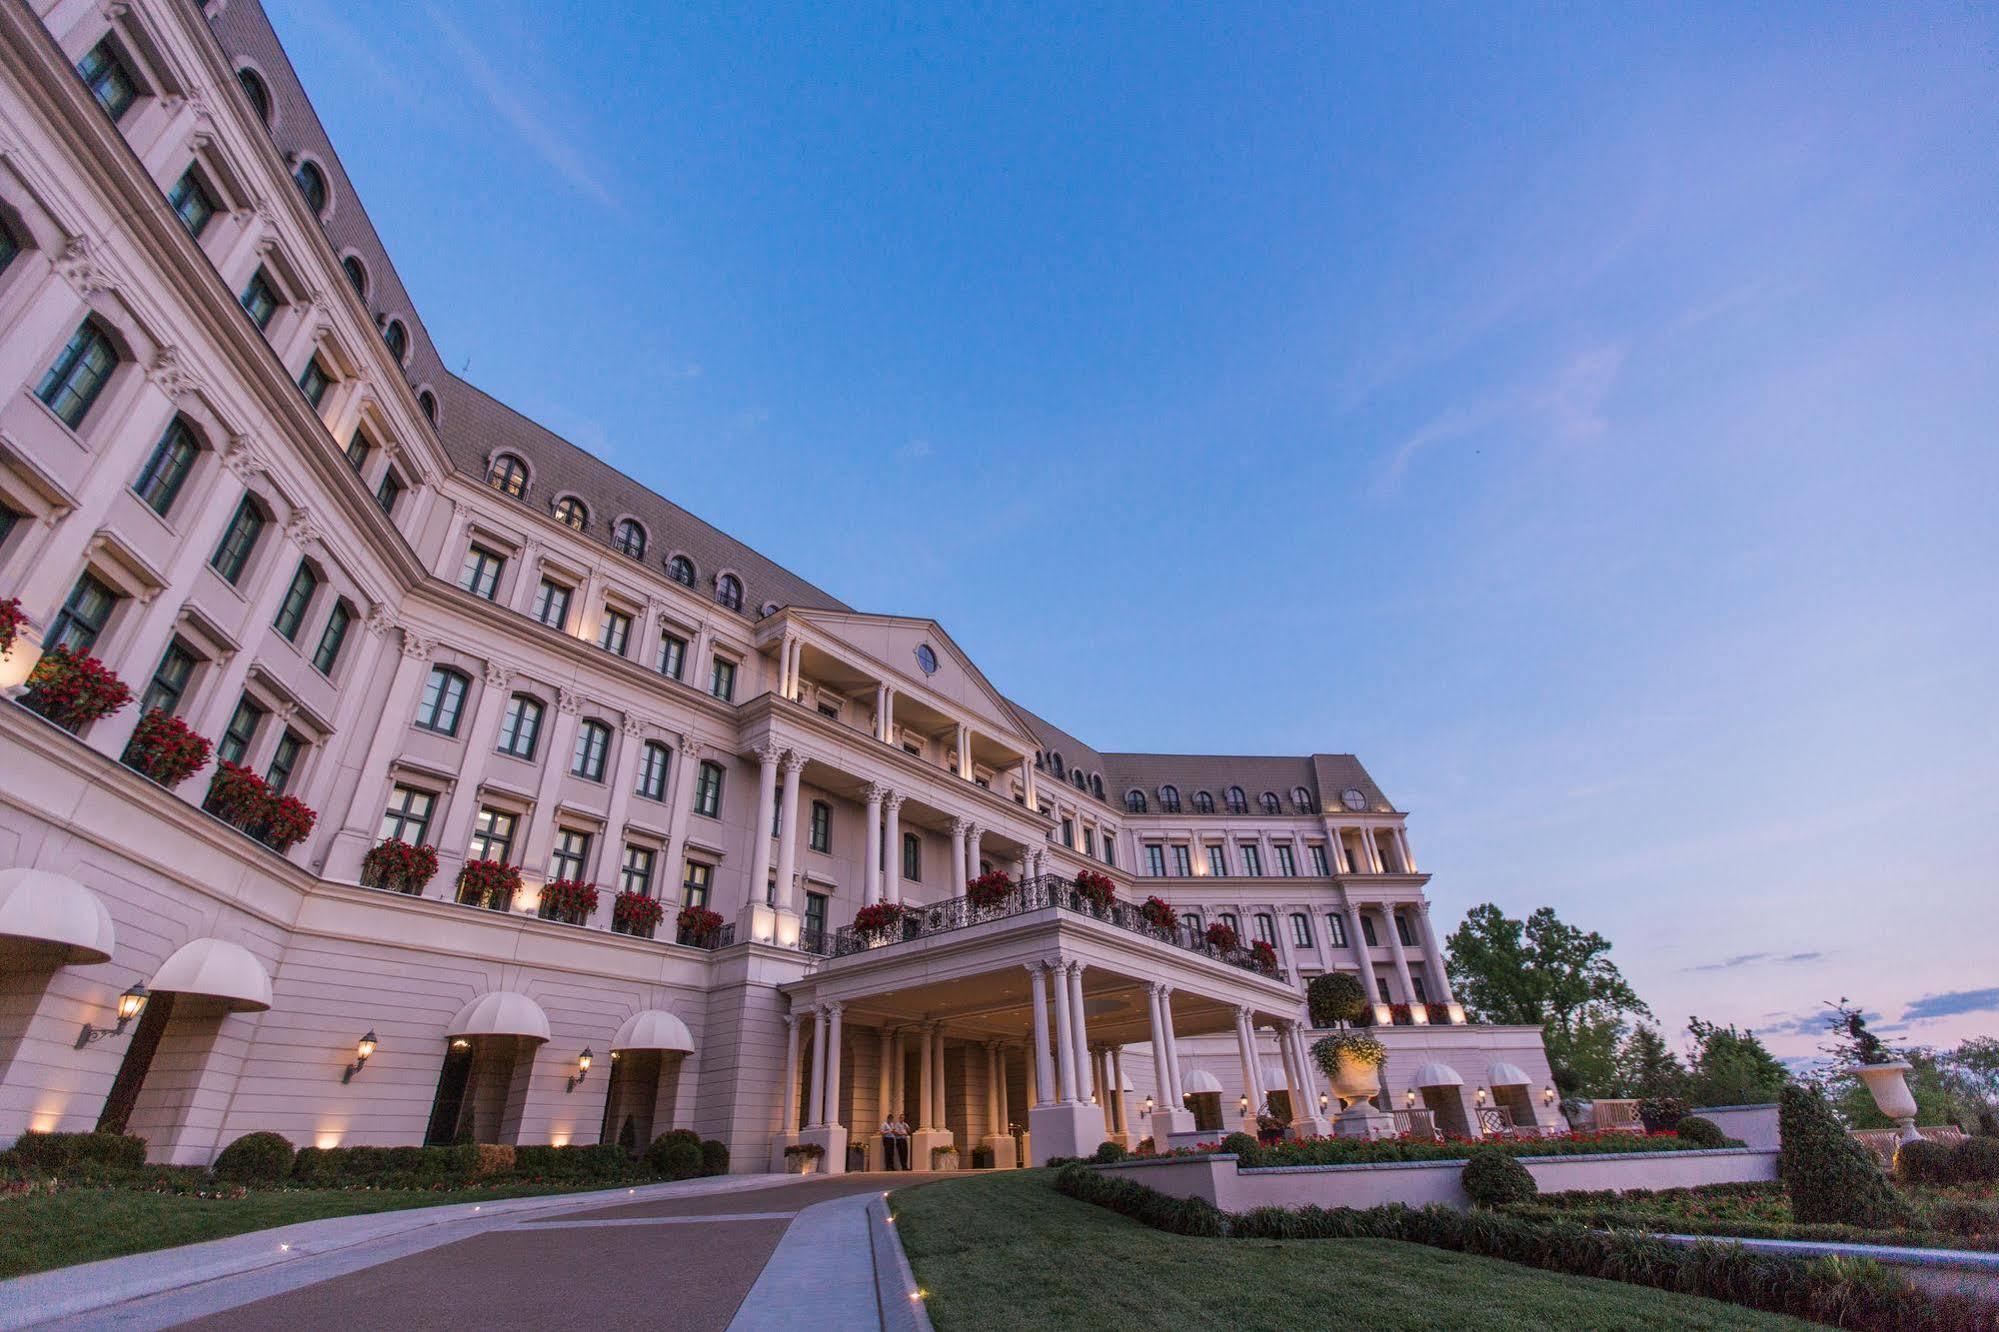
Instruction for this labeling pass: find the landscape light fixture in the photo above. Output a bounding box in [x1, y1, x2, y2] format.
[342, 1029, 378, 1083]
[76, 984, 149, 1048]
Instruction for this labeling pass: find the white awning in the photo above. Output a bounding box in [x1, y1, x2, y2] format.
[447, 991, 551, 1043]
[1182, 1069, 1223, 1094]
[611, 1009, 694, 1054]
[0, 868, 115, 964]
[150, 938, 272, 1012]
[1408, 1061, 1463, 1088]
[1488, 1061, 1534, 1087]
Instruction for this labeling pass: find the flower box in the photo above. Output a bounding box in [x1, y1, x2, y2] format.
[1249, 940, 1279, 976]
[675, 904, 723, 945]
[783, 1142, 824, 1174]
[614, 890, 664, 938]
[1072, 870, 1115, 913]
[21, 647, 132, 733]
[122, 710, 210, 789]
[361, 838, 439, 895]
[930, 1144, 959, 1171]
[1388, 1002, 1414, 1026]
[0, 598, 24, 659]
[537, 879, 599, 925]
[852, 901, 904, 943]
[203, 761, 318, 852]
[1205, 921, 1240, 952]
[457, 859, 522, 912]
[966, 870, 1014, 913]
[1423, 1002, 1454, 1026]
[1139, 896, 1178, 931]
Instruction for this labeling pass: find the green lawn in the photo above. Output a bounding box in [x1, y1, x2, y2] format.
[0, 1180, 625, 1279]
[892, 1169, 1810, 1331]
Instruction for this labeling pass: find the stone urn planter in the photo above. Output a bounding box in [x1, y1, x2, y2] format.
[1846, 1061, 1919, 1142]
[1330, 1061, 1380, 1103]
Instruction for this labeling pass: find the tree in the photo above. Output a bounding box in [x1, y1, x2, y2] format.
[1614, 1025, 1689, 1101]
[1445, 904, 1651, 1094]
[1684, 1017, 1788, 1106]
[1946, 1036, 1999, 1106]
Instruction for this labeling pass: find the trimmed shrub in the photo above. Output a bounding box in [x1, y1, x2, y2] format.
[4, 1130, 147, 1174]
[474, 1143, 515, 1178]
[700, 1139, 730, 1176]
[1091, 1140, 1128, 1165]
[1053, 1164, 1226, 1236]
[1923, 1198, 1999, 1239]
[1638, 1096, 1688, 1133]
[1218, 1132, 1262, 1164]
[514, 1144, 628, 1180]
[1896, 1139, 1955, 1186]
[1778, 1083, 1916, 1229]
[1306, 971, 1370, 1028]
[213, 1131, 294, 1185]
[646, 1129, 701, 1177]
[658, 1141, 702, 1180]
[1951, 1135, 1999, 1183]
[1461, 1147, 1537, 1207]
[288, 1142, 478, 1187]
[1673, 1115, 1727, 1148]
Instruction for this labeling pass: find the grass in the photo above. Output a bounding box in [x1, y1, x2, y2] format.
[0, 1180, 622, 1279]
[892, 1169, 1810, 1331]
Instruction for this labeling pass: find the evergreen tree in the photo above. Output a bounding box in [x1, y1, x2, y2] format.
[1777, 1083, 1914, 1228]
[1685, 1017, 1789, 1106]
[1614, 1024, 1689, 1100]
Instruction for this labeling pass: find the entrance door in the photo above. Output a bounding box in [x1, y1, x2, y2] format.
[425, 1041, 475, 1145]
[97, 992, 177, 1134]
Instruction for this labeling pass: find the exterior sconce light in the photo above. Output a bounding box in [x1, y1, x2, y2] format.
[568, 1047, 594, 1092]
[77, 984, 149, 1048]
[1405, 1089, 1416, 1108]
[1319, 1092, 1329, 1112]
[1475, 1086, 1487, 1107]
[1239, 1095, 1250, 1113]
[342, 1030, 378, 1083]
[1143, 1096, 1154, 1114]
[451, 1037, 471, 1051]
[1542, 1084, 1555, 1106]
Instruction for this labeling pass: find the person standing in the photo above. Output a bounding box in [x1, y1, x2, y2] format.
[891, 1113, 911, 1170]
[879, 1112, 899, 1172]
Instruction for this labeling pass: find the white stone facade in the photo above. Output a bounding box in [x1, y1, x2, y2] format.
[0, 0, 1554, 1168]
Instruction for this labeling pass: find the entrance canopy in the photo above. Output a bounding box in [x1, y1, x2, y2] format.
[447, 991, 550, 1042]
[0, 868, 115, 964]
[1409, 1061, 1463, 1088]
[150, 938, 272, 1011]
[1182, 1069, 1223, 1095]
[611, 1009, 695, 1054]
[1489, 1061, 1534, 1087]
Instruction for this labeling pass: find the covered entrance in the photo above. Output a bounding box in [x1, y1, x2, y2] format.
[426, 992, 550, 1146]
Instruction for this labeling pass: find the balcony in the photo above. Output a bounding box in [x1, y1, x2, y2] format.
[830, 874, 1287, 982]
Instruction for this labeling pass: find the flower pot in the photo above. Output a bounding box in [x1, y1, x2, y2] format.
[1330, 1062, 1380, 1102]
[1847, 1061, 1920, 1141]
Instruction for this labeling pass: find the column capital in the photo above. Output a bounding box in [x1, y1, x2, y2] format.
[621, 715, 648, 739]
[1067, 958, 1087, 978]
[1022, 960, 1047, 978]
[752, 739, 783, 765]
[677, 732, 705, 758]
[863, 781, 888, 805]
[1234, 1005, 1255, 1024]
[824, 1000, 844, 1017]
[885, 791, 906, 813]
[786, 1010, 803, 1031]
[483, 660, 513, 688]
[781, 751, 808, 777]
[557, 687, 584, 716]
[948, 816, 970, 837]
[964, 821, 981, 840]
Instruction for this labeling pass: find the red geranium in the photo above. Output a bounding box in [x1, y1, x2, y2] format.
[538, 879, 600, 924]
[1250, 940, 1279, 975]
[1424, 1002, 1454, 1025]
[676, 904, 723, 941]
[1205, 921, 1240, 951]
[361, 838, 439, 894]
[1389, 1002, 1414, 1026]
[1072, 870, 1115, 912]
[0, 598, 24, 658]
[1138, 896, 1178, 931]
[203, 761, 316, 851]
[262, 795, 317, 852]
[614, 890, 665, 936]
[22, 647, 132, 732]
[853, 901, 905, 940]
[457, 859, 522, 911]
[123, 710, 210, 788]
[966, 870, 1014, 912]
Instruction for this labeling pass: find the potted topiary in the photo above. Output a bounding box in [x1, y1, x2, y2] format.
[1307, 971, 1370, 1029]
[1833, 1004, 1920, 1143]
[1312, 1030, 1387, 1101]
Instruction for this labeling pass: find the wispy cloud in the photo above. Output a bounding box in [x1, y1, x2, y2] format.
[424, 6, 617, 210]
[1685, 950, 1824, 973]
[1902, 988, 1999, 1022]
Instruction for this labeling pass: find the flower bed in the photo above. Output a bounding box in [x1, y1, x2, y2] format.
[1138, 896, 1177, 931]
[1071, 870, 1114, 913]
[537, 879, 599, 925]
[360, 839, 438, 895]
[121, 711, 210, 788]
[852, 901, 904, 942]
[456, 859, 521, 911]
[966, 870, 1014, 913]
[202, 761, 317, 851]
[613, 890, 664, 938]
[675, 904, 722, 945]
[21, 648, 132, 732]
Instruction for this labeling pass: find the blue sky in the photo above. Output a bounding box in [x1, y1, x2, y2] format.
[268, 1, 1998, 1062]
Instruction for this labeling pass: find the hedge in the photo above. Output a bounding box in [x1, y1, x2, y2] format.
[213, 1132, 295, 1185]
[1461, 1147, 1537, 1207]
[291, 1143, 480, 1188]
[1053, 1165, 1994, 1329]
[1778, 1085, 1916, 1230]
[1195, 1130, 1743, 1169]
[1503, 1203, 1999, 1254]
[2, 1131, 148, 1174]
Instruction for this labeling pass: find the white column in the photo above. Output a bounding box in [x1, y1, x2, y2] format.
[746, 742, 781, 911]
[520, 689, 584, 885]
[996, 1046, 1011, 1131]
[1146, 984, 1172, 1109]
[1160, 987, 1186, 1104]
[1027, 963, 1057, 1106]
[1234, 1009, 1260, 1117]
[1416, 902, 1456, 1006]
[1109, 1047, 1127, 1133]
[1049, 960, 1078, 1102]
[966, 823, 983, 879]
[862, 783, 885, 905]
[985, 1043, 1001, 1136]
[878, 1028, 893, 1126]
[949, 818, 968, 898]
[823, 1003, 845, 1129]
[1278, 1022, 1303, 1114]
[591, 717, 649, 927]
[1024, 1038, 1039, 1109]
[1067, 963, 1090, 1104]
[1395, 826, 1417, 874]
[430, 664, 517, 879]
[883, 794, 904, 904]
[323, 627, 431, 867]
[931, 1028, 947, 1132]
[891, 1030, 906, 1116]
[781, 1012, 803, 1133]
[807, 1006, 829, 1128]
[1384, 906, 1418, 1004]
[774, 752, 805, 914]
[1293, 1024, 1324, 1116]
[918, 1024, 935, 1130]
[660, 734, 702, 897]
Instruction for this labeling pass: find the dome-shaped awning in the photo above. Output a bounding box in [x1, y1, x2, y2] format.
[1488, 1061, 1534, 1087]
[447, 992, 550, 1043]
[1263, 1062, 1289, 1089]
[0, 868, 115, 964]
[611, 1009, 694, 1054]
[1182, 1069, 1224, 1094]
[1408, 1061, 1464, 1088]
[150, 938, 272, 1012]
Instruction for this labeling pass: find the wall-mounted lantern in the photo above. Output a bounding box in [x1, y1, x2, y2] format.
[76, 984, 149, 1048]
[568, 1047, 594, 1093]
[343, 1030, 378, 1083]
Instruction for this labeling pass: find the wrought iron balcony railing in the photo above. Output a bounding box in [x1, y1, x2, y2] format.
[829, 874, 1286, 982]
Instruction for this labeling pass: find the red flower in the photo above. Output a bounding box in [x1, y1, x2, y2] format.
[676, 904, 723, 940]
[122, 710, 211, 788]
[457, 859, 523, 910]
[853, 901, 905, 939]
[1072, 870, 1115, 911]
[361, 839, 439, 894]
[615, 891, 665, 936]
[538, 879, 600, 923]
[21, 647, 133, 732]
[0, 598, 25, 658]
[966, 870, 1015, 912]
[202, 761, 317, 851]
[1205, 921, 1240, 951]
[1139, 896, 1179, 931]
[1249, 939, 1279, 974]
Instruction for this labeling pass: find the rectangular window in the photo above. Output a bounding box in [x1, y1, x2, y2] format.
[1220, 911, 1240, 936]
[0, 221, 16, 276]
[218, 696, 264, 766]
[46, 573, 117, 655]
[1060, 818, 1074, 849]
[1326, 912, 1348, 948]
[902, 832, 921, 882]
[1377, 975, 1393, 1003]
[1082, 827, 1095, 856]
[804, 890, 827, 942]
[378, 786, 435, 845]
[272, 561, 318, 641]
[1103, 838, 1116, 868]
[0, 506, 18, 548]
[817, 701, 839, 719]
[132, 419, 199, 516]
[37, 321, 117, 429]
[1361, 915, 1379, 948]
[1291, 913, 1313, 948]
[265, 729, 304, 795]
[312, 601, 352, 675]
[1254, 914, 1276, 946]
[297, 357, 331, 408]
[656, 632, 686, 680]
[597, 607, 631, 655]
[809, 800, 831, 853]
[1169, 844, 1192, 878]
[682, 861, 712, 908]
[77, 40, 137, 122]
[1309, 843, 1331, 877]
[709, 657, 736, 701]
[635, 742, 670, 800]
[1240, 844, 1264, 877]
[1275, 843, 1298, 877]
[467, 806, 517, 864]
[344, 429, 372, 472]
[571, 722, 610, 780]
[1396, 912, 1416, 948]
[620, 845, 655, 898]
[375, 470, 403, 517]
[1144, 844, 1166, 877]
[210, 496, 265, 585]
[1204, 844, 1227, 877]
[495, 694, 541, 759]
[548, 828, 590, 882]
[693, 761, 723, 817]
[140, 639, 198, 717]
[531, 579, 571, 629]
[167, 167, 216, 239]
[241, 270, 280, 330]
[459, 545, 504, 599]
[1411, 975, 1428, 1003]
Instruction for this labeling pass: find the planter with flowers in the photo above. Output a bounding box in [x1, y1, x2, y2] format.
[1071, 869, 1115, 915]
[930, 1143, 959, 1171]
[1387, 1002, 1414, 1026]
[203, 761, 318, 852]
[1313, 1030, 1388, 1102]
[1139, 896, 1178, 933]
[361, 838, 439, 895]
[457, 859, 522, 912]
[1249, 940, 1279, 976]
[783, 1142, 824, 1175]
[1205, 921, 1240, 952]
[966, 870, 1014, 915]
[122, 710, 210, 788]
[613, 890, 665, 939]
[0, 598, 25, 659]
[0, 597, 38, 689]
[676, 904, 723, 946]
[853, 901, 905, 944]
[1424, 1002, 1455, 1026]
[21, 648, 132, 733]
[537, 879, 599, 925]
[261, 794, 316, 852]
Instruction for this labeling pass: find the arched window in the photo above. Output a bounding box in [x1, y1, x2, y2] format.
[417, 389, 437, 423]
[1192, 790, 1214, 814]
[612, 518, 646, 558]
[36, 319, 119, 429]
[1158, 785, 1181, 814]
[382, 319, 407, 362]
[715, 573, 743, 611]
[1292, 786, 1314, 813]
[0, 215, 20, 277]
[1091, 774, 1105, 799]
[131, 417, 201, 517]
[1034, 752, 1046, 770]
[571, 719, 611, 781]
[1260, 791, 1281, 814]
[236, 67, 270, 123]
[635, 741, 670, 800]
[552, 495, 587, 530]
[1073, 771, 1087, 790]
[292, 160, 327, 215]
[1225, 786, 1247, 815]
[496, 693, 543, 759]
[666, 554, 695, 586]
[487, 453, 528, 497]
[342, 255, 368, 297]
[415, 666, 469, 735]
[1050, 753, 1065, 778]
[1125, 790, 1148, 814]
[693, 760, 724, 817]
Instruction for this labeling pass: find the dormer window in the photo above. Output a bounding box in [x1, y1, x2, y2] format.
[342, 255, 368, 297]
[236, 67, 270, 124]
[1291, 786, 1314, 813]
[612, 518, 646, 558]
[1193, 791, 1215, 814]
[1125, 790, 1147, 814]
[1260, 791, 1281, 814]
[667, 554, 695, 586]
[1158, 785, 1181, 814]
[292, 160, 327, 215]
[716, 573, 743, 611]
[382, 319, 407, 363]
[77, 41, 137, 123]
[487, 454, 527, 497]
[553, 495, 587, 530]
[1225, 786, 1248, 815]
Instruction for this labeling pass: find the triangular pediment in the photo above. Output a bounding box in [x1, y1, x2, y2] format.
[788, 610, 1037, 744]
